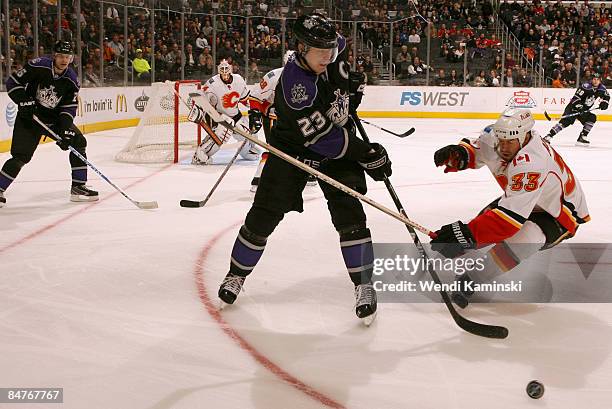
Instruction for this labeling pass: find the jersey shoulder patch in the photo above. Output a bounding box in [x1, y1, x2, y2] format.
[29, 57, 53, 69]
[281, 60, 317, 110]
[581, 82, 593, 90]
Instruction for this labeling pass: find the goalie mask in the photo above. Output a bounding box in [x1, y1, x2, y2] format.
[218, 60, 232, 83]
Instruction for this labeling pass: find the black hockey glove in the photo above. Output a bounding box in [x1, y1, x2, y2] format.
[248, 109, 263, 133]
[57, 128, 76, 151]
[359, 143, 392, 181]
[17, 99, 36, 122]
[434, 144, 469, 173]
[599, 101, 609, 110]
[349, 71, 366, 113]
[430, 221, 476, 258]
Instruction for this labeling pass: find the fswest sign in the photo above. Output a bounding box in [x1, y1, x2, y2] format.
[400, 91, 469, 106]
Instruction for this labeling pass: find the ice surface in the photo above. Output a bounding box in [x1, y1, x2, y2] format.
[1, 118, 612, 408]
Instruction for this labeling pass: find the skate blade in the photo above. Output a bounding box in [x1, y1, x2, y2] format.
[575, 141, 590, 147]
[70, 194, 99, 202]
[361, 311, 377, 327]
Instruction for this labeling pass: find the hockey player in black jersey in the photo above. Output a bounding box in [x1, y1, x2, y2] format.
[544, 73, 610, 146]
[216, 13, 391, 324]
[0, 41, 97, 207]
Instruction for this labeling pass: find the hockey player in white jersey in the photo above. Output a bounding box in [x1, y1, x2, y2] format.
[248, 51, 317, 192]
[430, 108, 590, 307]
[191, 60, 261, 165]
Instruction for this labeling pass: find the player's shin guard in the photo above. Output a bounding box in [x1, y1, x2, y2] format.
[545, 123, 565, 140]
[577, 122, 594, 145]
[339, 225, 377, 320]
[0, 158, 26, 192]
[220, 225, 268, 305]
[70, 149, 88, 186]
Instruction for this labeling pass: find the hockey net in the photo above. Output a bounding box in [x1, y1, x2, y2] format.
[115, 80, 202, 163]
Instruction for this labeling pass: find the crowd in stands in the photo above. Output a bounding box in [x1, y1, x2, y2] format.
[0, 0, 610, 88]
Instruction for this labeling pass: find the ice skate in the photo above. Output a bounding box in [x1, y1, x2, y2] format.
[70, 185, 99, 202]
[218, 272, 246, 309]
[543, 133, 553, 143]
[355, 283, 377, 326]
[576, 135, 590, 147]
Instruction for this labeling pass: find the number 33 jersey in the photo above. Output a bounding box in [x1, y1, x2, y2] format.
[460, 126, 590, 244]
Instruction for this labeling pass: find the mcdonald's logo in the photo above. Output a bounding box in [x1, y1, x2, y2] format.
[115, 94, 128, 113]
[76, 95, 84, 117]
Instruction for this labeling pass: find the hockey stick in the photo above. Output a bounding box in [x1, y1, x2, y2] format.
[171, 86, 435, 236]
[360, 119, 415, 138]
[33, 116, 159, 210]
[544, 107, 598, 121]
[180, 139, 248, 208]
[353, 113, 509, 339]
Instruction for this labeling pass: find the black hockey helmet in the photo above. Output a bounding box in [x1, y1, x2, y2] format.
[293, 13, 337, 50]
[54, 40, 74, 55]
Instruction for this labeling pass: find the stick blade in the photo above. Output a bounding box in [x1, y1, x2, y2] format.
[180, 199, 204, 208]
[136, 201, 159, 210]
[399, 128, 415, 138]
[544, 111, 552, 121]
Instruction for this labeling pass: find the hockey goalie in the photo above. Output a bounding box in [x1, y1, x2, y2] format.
[189, 60, 261, 165]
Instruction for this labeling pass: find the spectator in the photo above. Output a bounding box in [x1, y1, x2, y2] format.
[488, 69, 500, 87]
[551, 70, 564, 88]
[184, 44, 197, 75]
[449, 69, 463, 86]
[561, 62, 577, 87]
[473, 70, 487, 86]
[195, 32, 209, 52]
[408, 29, 420, 44]
[407, 56, 431, 77]
[132, 49, 151, 81]
[83, 63, 101, 87]
[435, 68, 449, 86]
[395, 45, 412, 79]
[516, 68, 532, 87]
[503, 68, 514, 87]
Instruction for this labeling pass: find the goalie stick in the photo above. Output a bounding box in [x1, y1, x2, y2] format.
[169, 83, 435, 236]
[180, 139, 248, 208]
[544, 106, 598, 121]
[360, 119, 415, 138]
[34, 116, 159, 210]
[353, 113, 509, 339]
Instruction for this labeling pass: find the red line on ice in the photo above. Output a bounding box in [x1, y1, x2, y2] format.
[193, 222, 346, 409]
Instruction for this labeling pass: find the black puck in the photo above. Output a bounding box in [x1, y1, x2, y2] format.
[526, 380, 545, 399]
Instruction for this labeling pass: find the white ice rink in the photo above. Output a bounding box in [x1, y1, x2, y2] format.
[2, 118, 612, 408]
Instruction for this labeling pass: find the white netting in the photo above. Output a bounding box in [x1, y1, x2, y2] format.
[115, 81, 201, 163]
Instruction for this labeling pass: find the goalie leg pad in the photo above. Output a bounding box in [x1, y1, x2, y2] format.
[193, 127, 231, 165]
[239, 141, 261, 161]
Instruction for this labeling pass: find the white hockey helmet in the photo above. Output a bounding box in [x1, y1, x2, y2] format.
[493, 108, 535, 147]
[218, 59, 232, 80]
